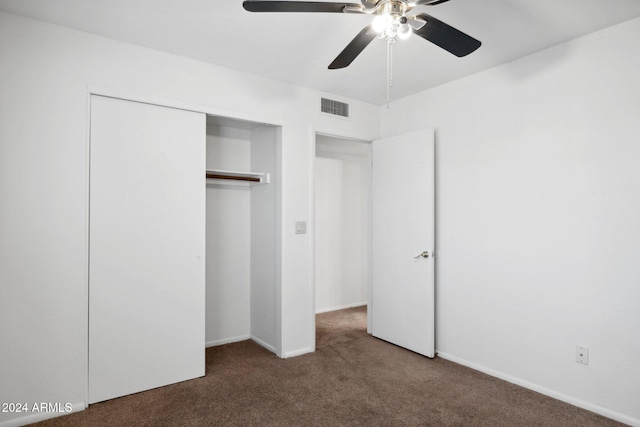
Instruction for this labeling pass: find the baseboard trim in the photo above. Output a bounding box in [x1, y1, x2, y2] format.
[315, 302, 367, 314]
[436, 351, 639, 427]
[250, 335, 277, 354]
[0, 401, 85, 427]
[282, 346, 313, 358]
[206, 334, 279, 357]
[205, 335, 251, 348]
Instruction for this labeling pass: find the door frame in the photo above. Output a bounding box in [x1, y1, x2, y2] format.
[310, 128, 437, 354]
[311, 129, 375, 351]
[85, 86, 284, 405]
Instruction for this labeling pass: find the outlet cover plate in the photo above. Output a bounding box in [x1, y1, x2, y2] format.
[576, 345, 589, 365]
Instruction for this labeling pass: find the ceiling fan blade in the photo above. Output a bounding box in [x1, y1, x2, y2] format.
[360, 0, 378, 9]
[243, 1, 364, 13]
[410, 0, 451, 5]
[328, 26, 378, 69]
[412, 13, 481, 57]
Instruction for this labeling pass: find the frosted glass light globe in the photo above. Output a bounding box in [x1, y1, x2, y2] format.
[372, 15, 390, 34]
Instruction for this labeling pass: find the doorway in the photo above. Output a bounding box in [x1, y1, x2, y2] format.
[313, 129, 436, 358]
[314, 134, 372, 336]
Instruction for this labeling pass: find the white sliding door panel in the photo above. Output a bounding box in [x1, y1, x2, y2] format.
[371, 129, 435, 357]
[89, 95, 205, 404]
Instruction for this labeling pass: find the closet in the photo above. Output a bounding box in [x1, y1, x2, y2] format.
[205, 116, 280, 353]
[88, 96, 280, 404]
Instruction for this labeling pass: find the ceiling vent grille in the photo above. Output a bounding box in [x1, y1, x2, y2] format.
[321, 98, 349, 118]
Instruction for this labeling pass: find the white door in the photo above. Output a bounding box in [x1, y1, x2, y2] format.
[89, 95, 206, 403]
[371, 129, 435, 357]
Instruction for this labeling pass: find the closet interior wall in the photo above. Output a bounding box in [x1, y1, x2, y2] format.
[205, 116, 279, 353]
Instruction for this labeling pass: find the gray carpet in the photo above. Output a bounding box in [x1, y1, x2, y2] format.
[34, 306, 624, 426]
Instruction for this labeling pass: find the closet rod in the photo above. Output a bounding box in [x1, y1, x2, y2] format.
[205, 172, 261, 182]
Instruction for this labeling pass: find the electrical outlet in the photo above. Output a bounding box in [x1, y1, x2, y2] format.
[576, 345, 589, 365]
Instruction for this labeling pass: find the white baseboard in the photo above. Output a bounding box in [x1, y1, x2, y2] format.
[0, 401, 85, 427]
[205, 334, 250, 348]
[207, 334, 279, 358]
[250, 335, 277, 355]
[282, 346, 313, 358]
[315, 301, 367, 314]
[436, 351, 639, 427]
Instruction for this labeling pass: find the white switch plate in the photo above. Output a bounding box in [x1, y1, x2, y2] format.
[295, 221, 307, 235]
[576, 345, 589, 365]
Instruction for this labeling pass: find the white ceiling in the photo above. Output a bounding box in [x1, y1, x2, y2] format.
[2, 0, 640, 105]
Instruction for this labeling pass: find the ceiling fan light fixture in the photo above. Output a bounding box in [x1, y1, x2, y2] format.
[397, 16, 412, 39]
[372, 13, 411, 41]
[372, 14, 391, 33]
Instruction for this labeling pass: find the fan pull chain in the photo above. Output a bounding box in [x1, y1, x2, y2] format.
[386, 38, 395, 109]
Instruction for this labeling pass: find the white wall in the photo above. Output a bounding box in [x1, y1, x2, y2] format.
[315, 135, 369, 313]
[381, 17, 640, 426]
[0, 12, 378, 426]
[250, 125, 280, 352]
[205, 123, 252, 346]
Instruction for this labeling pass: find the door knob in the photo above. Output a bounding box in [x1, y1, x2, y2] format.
[414, 251, 430, 259]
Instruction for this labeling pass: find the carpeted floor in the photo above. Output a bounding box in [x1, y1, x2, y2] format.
[34, 306, 624, 426]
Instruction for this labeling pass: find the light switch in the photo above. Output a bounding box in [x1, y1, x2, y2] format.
[295, 221, 307, 235]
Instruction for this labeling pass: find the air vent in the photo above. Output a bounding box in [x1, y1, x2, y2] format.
[321, 98, 349, 118]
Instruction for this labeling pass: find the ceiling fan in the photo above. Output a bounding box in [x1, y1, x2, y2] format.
[242, 0, 481, 69]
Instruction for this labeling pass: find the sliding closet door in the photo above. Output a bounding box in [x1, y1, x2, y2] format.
[89, 95, 205, 404]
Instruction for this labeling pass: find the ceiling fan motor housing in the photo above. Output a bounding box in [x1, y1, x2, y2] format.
[380, 1, 408, 17]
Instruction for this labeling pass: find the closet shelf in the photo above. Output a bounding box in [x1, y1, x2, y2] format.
[206, 169, 270, 186]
